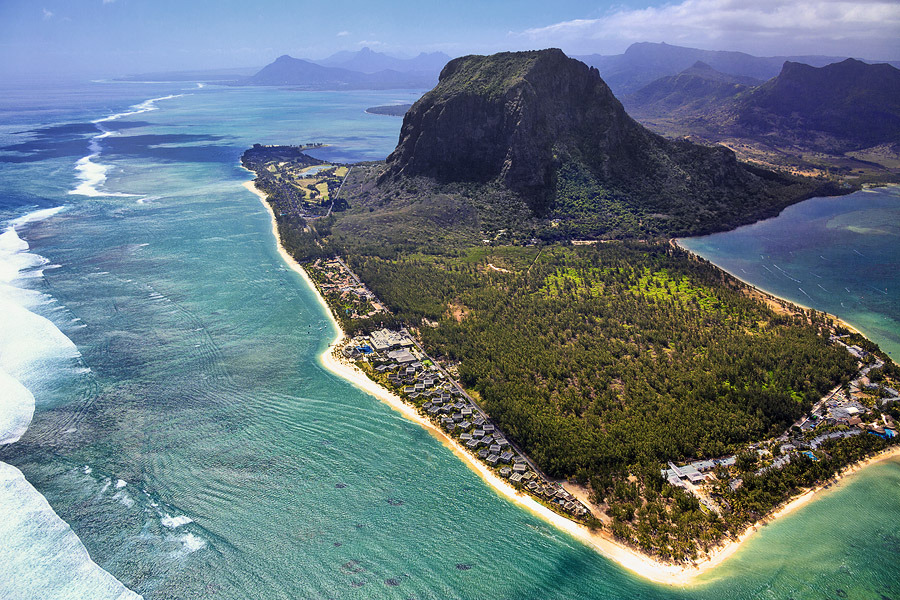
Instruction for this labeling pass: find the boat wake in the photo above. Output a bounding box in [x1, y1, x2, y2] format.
[772, 263, 802, 284]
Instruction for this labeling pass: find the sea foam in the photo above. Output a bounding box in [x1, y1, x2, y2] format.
[160, 514, 193, 529]
[0, 207, 81, 445]
[0, 209, 142, 598]
[69, 94, 184, 197]
[0, 370, 34, 445]
[0, 462, 143, 600]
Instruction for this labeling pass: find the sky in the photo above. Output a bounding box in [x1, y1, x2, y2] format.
[0, 0, 898, 79]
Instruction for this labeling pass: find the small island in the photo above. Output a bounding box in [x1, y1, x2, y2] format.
[365, 104, 413, 117]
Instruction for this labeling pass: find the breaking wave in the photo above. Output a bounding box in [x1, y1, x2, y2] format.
[69, 94, 184, 197]
[0, 208, 143, 599]
[0, 463, 143, 600]
[0, 206, 79, 444]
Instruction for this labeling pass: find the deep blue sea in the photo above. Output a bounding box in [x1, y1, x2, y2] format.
[1, 80, 898, 600]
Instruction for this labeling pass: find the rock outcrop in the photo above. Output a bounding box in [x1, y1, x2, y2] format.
[377, 49, 810, 233]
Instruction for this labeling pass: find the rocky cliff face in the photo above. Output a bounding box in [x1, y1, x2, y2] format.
[379, 49, 799, 226]
[381, 49, 642, 207]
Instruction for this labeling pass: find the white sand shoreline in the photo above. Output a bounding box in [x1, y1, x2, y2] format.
[245, 176, 900, 586]
[674, 237, 900, 368]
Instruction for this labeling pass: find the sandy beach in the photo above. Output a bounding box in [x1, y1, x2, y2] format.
[674, 237, 900, 369]
[247, 177, 899, 585]
[672, 238, 865, 336]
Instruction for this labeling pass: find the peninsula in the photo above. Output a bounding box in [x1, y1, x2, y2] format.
[242, 49, 899, 583]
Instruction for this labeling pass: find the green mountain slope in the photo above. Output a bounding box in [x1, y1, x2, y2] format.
[624, 62, 761, 118]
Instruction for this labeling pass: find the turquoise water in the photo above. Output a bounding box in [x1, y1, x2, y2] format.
[680, 187, 900, 360]
[1, 82, 898, 599]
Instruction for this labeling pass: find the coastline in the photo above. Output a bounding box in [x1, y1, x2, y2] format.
[672, 238, 865, 337]
[245, 177, 899, 585]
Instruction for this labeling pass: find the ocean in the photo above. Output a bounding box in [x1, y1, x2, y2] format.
[0, 80, 898, 600]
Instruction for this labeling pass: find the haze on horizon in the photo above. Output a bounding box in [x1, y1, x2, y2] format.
[0, 0, 898, 80]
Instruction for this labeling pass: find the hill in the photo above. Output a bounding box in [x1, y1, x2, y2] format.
[623, 62, 761, 118]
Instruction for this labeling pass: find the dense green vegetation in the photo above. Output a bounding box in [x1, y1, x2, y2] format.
[331, 242, 872, 559]
[348, 244, 855, 471]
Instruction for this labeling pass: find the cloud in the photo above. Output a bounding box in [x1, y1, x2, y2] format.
[336, 30, 350, 37]
[511, 0, 900, 58]
[42, 8, 53, 19]
[357, 40, 384, 47]
[102, 0, 116, 4]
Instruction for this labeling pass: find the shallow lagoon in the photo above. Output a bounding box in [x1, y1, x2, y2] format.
[1, 82, 898, 599]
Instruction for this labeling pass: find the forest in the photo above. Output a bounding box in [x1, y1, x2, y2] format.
[347, 244, 856, 472]
[335, 242, 871, 559]
[247, 146, 892, 561]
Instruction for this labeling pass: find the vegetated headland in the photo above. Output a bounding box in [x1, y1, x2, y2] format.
[239, 49, 899, 584]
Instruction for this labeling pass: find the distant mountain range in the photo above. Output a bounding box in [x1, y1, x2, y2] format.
[627, 58, 900, 154]
[316, 47, 451, 75]
[574, 42, 900, 96]
[119, 42, 897, 97]
[116, 47, 451, 89]
[239, 54, 428, 89]
[240, 48, 451, 89]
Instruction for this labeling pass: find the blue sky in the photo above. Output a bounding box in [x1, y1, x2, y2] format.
[1, 0, 898, 78]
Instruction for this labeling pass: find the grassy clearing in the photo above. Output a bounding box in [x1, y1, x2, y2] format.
[628, 268, 722, 312]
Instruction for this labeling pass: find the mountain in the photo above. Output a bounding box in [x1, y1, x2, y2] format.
[246, 55, 365, 86]
[365, 49, 827, 241]
[315, 47, 451, 76]
[723, 59, 900, 151]
[573, 42, 892, 96]
[624, 62, 762, 117]
[242, 55, 435, 89]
